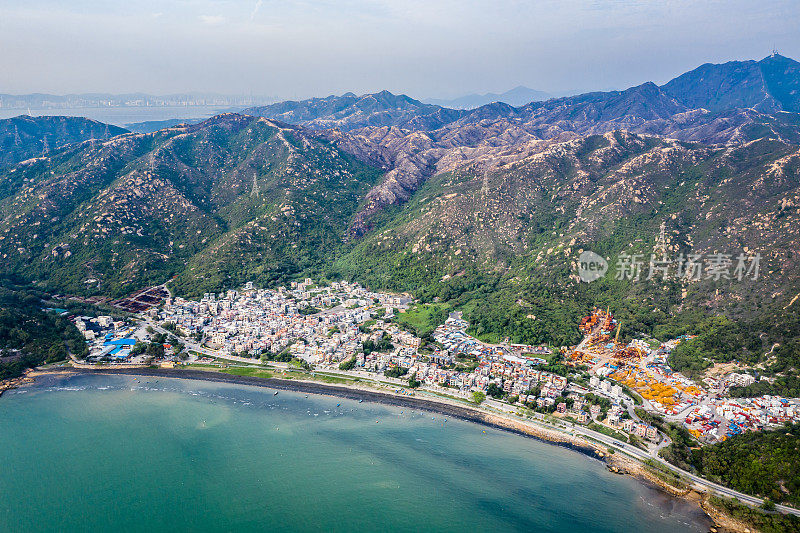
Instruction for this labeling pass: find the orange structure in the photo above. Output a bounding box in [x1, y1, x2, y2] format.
[579, 307, 614, 335]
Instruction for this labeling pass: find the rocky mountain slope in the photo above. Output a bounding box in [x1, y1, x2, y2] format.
[245, 55, 800, 234]
[0, 115, 127, 168]
[0, 114, 380, 297]
[334, 131, 800, 343]
[2, 54, 800, 350]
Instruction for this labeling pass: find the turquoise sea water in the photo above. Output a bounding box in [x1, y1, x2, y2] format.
[0, 374, 710, 532]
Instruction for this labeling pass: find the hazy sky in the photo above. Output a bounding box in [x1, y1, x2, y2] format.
[2, 0, 799, 100]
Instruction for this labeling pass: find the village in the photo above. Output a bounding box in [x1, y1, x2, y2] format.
[73, 280, 800, 449]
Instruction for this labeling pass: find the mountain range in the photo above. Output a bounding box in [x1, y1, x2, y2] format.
[423, 86, 552, 109]
[244, 53, 800, 236]
[2, 53, 800, 355]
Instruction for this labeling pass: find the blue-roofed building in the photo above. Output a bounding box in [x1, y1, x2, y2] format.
[103, 338, 137, 347]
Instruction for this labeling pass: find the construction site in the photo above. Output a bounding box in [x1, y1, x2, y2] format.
[569, 307, 646, 368]
[570, 307, 705, 416]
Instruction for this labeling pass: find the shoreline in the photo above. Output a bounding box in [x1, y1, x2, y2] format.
[20, 366, 732, 530]
[37, 366, 603, 454]
[0, 370, 36, 398]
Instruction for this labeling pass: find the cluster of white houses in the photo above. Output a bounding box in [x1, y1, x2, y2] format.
[156, 280, 411, 360]
[156, 281, 661, 441]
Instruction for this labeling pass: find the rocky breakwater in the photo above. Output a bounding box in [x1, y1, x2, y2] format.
[0, 369, 35, 397]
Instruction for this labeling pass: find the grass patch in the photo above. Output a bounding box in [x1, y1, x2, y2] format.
[643, 459, 689, 489]
[219, 367, 274, 379]
[588, 422, 631, 443]
[396, 303, 450, 337]
[309, 374, 352, 384]
[273, 369, 356, 385]
[473, 331, 502, 344]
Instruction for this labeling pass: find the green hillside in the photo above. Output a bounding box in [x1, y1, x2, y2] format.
[1, 119, 800, 380]
[0, 114, 381, 297]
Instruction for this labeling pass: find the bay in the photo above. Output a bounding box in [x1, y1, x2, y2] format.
[0, 374, 711, 532]
[0, 106, 236, 126]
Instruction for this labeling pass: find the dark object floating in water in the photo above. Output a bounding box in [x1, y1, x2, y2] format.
[273, 391, 279, 396]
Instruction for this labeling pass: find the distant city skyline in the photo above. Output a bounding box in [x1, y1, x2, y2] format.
[1, 0, 799, 100]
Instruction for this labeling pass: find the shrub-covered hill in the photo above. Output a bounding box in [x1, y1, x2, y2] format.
[333, 132, 800, 349]
[0, 114, 382, 297]
[0, 115, 127, 169]
[0, 281, 88, 379]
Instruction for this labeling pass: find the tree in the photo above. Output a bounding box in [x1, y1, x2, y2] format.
[408, 372, 421, 388]
[131, 341, 147, 356]
[339, 356, 356, 370]
[146, 342, 165, 357]
[472, 391, 486, 404]
[274, 351, 292, 362]
[385, 366, 408, 378]
[486, 382, 504, 399]
[362, 332, 394, 355]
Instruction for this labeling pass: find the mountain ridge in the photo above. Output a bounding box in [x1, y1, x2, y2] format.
[244, 54, 800, 135]
[424, 86, 552, 109]
[2, 53, 800, 348]
[242, 54, 800, 234]
[0, 115, 128, 168]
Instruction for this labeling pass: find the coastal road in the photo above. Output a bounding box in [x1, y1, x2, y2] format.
[566, 423, 800, 516]
[140, 319, 800, 516]
[142, 320, 264, 365]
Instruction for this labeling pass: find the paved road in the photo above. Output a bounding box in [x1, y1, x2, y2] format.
[566, 423, 800, 516]
[143, 320, 262, 365]
[141, 317, 799, 516]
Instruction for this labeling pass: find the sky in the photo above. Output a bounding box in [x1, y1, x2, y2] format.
[1, 0, 800, 100]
